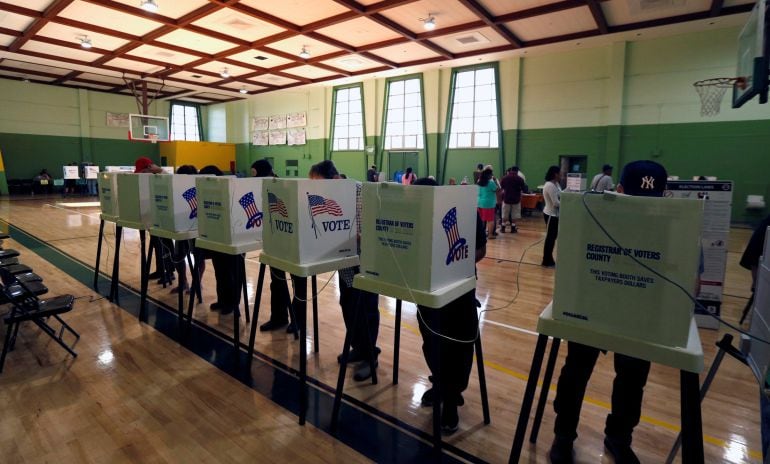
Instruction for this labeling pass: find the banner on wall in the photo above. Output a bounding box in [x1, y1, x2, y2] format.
[269, 130, 287, 145]
[252, 116, 269, 132]
[286, 112, 306, 128]
[252, 131, 269, 146]
[269, 114, 287, 129]
[287, 127, 306, 145]
[106, 112, 130, 128]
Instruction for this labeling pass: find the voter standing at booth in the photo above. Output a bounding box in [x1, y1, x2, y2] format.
[309, 160, 380, 382]
[549, 160, 670, 464]
[412, 176, 487, 435]
[252, 159, 295, 334]
[134, 157, 175, 285]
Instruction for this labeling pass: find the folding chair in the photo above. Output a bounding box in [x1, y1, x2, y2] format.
[0, 269, 78, 374]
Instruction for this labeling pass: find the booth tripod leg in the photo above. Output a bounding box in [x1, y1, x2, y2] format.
[246, 264, 266, 370]
[431, 309, 442, 453]
[241, 255, 250, 324]
[293, 275, 309, 425]
[680, 370, 704, 464]
[509, 334, 549, 463]
[185, 249, 201, 339]
[232, 255, 242, 361]
[312, 275, 319, 353]
[175, 241, 188, 339]
[530, 337, 561, 444]
[393, 299, 402, 385]
[139, 230, 148, 322]
[666, 334, 744, 464]
[330, 297, 361, 432]
[94, 219, 104, 292]
[109, 226, 123, 303]
[475, 334, 491, 425]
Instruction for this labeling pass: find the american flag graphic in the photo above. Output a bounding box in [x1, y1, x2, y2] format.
[182, 187, 197, 219]
[307, 194, 343, 217]
[267, 192, 288, 217]
[442, 207, 467, 265]
[238, 192, 263, 229]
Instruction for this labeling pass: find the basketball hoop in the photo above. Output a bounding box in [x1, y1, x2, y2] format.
[693, 77, 745, 116]
[148, 133, 159, 144]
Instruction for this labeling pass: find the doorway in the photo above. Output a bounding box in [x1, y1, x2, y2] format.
[559, 155, 588, 189]
[388, 151, 419, 181]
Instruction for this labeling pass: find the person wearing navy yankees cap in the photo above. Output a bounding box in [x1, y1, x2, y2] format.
[549, 160, 667, 464]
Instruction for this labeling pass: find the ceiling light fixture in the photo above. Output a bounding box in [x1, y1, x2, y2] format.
[239, 87, 248, 94]
[299, 46, 310, 60]
[140, 0, 159, 13]
[79, 35, 92, 49]
[220, 68, 230, 78]
[422, 14, 436, 31]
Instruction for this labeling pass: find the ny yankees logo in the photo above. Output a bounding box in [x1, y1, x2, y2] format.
[238, 192, 263, 229]
[441, 207, 469, 265]
[640, 176, 655, 190]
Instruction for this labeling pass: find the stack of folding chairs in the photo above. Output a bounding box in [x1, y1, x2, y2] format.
[0, 233, 79, 374]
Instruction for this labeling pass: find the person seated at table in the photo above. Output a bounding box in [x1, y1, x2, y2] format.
[412, 176, 487, 434]
[548, 160, 670, 464]
[33, 169, 53, 194]
[309, 160, 380, 381]
[251, 159, 296, 334]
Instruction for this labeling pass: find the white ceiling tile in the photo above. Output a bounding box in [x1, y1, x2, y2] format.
[1, 59, 70, 75]
[266, 35, 341, 59]
[104, 57, 163, 73]
[38, 22, 130, 51]
[192, 9, 285, 42]
[368, 41, 441, 63]
[0, 11, 36, 31]
[379, 0, 480, 34]
[167, 70, 221, 84]
[60, 1, 163, 36]
[477, 0, 563, 17]
[250, 74, 301, 86]
[320, 55, 385, 72]
[507, 6, 597, 42]
[225, 49, 294, 69]
[316, 17, 401, 47]
[22, 40, 103, 62]
[428, 27, 510, 54]
[155, 29, 238, 55]
[238, 0, 349, 27]
[67, 80, 112, 90]
[0, 34, 16, 47]
[195, 60, 256, 77]
[604, 0, 711, 26]
[110, 0, 210, 19]
[128, 44, 199, 66]
[284, 65, 338, 79]
[16, 0, 58, 12]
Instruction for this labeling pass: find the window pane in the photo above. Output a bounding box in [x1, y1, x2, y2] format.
[388, 122, 404, 136]
[404, 92, 421, 108]
[404, 78, 419, 94]
[474, 132, 490, 147]
[335, 113, 349, 127]
[449, 66, 498, 150]
[337, 88, 349, 102]
[348, 113, 362, 126]
[349, 125, 363, 138]
[336, 126, 349, 138]
[454, 117, 473, 132]
[456, 71, 474, 88]
[391, 136, 403, 149]
[348, 87, 361, 101]
[475, 100, 494, 117]
[350, 137, 362, 150]
[404, 120, 422, 135]
[490, 131, 499, 148]
[448, 133, 458, 148]
[390, 80, 404, 96]
[336, 101, 349, 115]
[475, 84, 494, 102]
[457, 133, 472, 148]
[384, 136, 392, 149]
[474, 116, 495, 132]
[389, 93, 404, 109]
[403, 135, 417, 148]
[455, 87, 474, 103]
[404, 106, 421, 122]
[456, 102, 474, 118]
[417, 138, 424, 149]
[337, 138, 348, 150]
[476, 68, 494, 85]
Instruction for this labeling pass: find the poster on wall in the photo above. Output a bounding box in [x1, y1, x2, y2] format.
[269, 114, 287, 129]
[269, 130, 287, 145]
[287, 127, 306, 145]
[286, 112, 307, 128]
[252, 131, 269, 146]
[252, 116, 269, 132]
[666, 180, 733, 329]
[106, 112, 130, 128]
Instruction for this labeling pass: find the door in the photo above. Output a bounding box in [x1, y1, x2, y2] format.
[559, 155, 588, 189]
[388, 151, 419, 181]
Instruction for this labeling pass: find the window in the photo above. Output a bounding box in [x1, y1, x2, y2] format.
[170, 103, 201, 141]
[448, 66, 499, 149]
[332, 85, 364, 151]
[384, 77, 424, 150]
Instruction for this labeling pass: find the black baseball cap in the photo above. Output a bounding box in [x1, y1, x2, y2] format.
[251, 159, 274, 177]
[619, 160, 667, 197]
[602, 164, 613, 171]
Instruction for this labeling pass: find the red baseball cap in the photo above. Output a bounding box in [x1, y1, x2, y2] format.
[134, 157, 153, 173]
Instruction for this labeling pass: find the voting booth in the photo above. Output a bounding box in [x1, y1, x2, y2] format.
[63, 165, 79, 180]
[97, 172, 120, 221]
[552, 192, 703, 348]
[196, 176, 264, 250]
[261, 178, 358, 267]
[355, 183, 477, 307]
[116, 173, 153, 229]
[85, 166, 99, 179]
[150, 174, 199, 234]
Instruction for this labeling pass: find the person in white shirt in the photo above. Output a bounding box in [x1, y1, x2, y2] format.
[590, 164, 614, 192]
[541, 166, 561, 267]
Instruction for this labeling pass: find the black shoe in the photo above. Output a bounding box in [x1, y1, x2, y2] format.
[147, 271, 162, 279]
[604, 437, 640, 464]
[420, 388, 464, 407]
[219, 305, 235, 316]
[260, 320, 288, 332]
[541, 261, 556, 268]
[338, 347, 381, 364]
[210, 301, 224, 311]
[353, 361, 377, 381]
[286, 322, 298, 334]
[511, 225, 518, 233]
[441, 403, 459, 435]
[549, 437, 574, 464]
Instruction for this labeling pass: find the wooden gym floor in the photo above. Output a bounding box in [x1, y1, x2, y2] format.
[0, 196, 762, 463]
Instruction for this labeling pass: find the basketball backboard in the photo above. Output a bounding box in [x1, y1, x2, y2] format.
[733, 0, 769, 108]
[129, 114, 170, 143]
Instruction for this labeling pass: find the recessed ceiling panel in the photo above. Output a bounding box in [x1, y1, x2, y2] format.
[250, 74, 301, 87]
[21, 40, 103, 62]
[368, 41, 441, 63]
[2, 60, 70, 75]
[192, 9, 285, 42]
[15, 0, 57, 12]
[239, 0, 349, 27]
[0, 34, 15, 47]
[320, 55, 385, 72]
[77, 72, 127, 85]
[110, 0, 210, 19]
[0, 11, 36, 32]
[155, 29, 238, 55]
[379, 0, 480, 34]
[38, 22, 130, 52]
[477, 0, 564, 17]
[104, 57, 163, 74]
[507, 6, 596, 42]
[284, 65, 339, 79]
[266, 35, 342, 59]
[429, 27, 509, 54]
[129, 44, 200, 66]
[167, 70, 221, 84]
[195, 60, 256, 77]
[604, 0, 710, 25]
[225, 49, 294, 69]
[315, 17, 401, 47]
[220, 81, 267, 91]
[60, 1, 163, 36]
[66, 80, 112, 90]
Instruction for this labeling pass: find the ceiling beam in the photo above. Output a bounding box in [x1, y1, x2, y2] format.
[457, 0, 523, 47]
[495, 0, 609, 23]
[8, 0, 75, 53]
[710, 0, 724, 17]
[585, 0, 609, 34]
[0, 2, 43, 18]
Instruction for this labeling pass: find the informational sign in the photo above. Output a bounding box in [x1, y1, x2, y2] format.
[106, 112, 130, 128]
[85, 165, 99, 179]
[63, 165, 79, 180]
[359, 183, 477, 293]
[565, 173, 585, 192]
[151, 174, 199, 233]
[197, 177, 264, 246]
[116, 173, 153, 229]
[287, 127, 306, 145]
[261, 178, 357, 265]
[286, 111, 307, 128]
[269, 130, 287, 145]
[105, 166, 135, 173]
[666, 180, 733, 328]
[269, 114, 287, 129]
[252, 116, 269, 132]
[553, 192, 703, 348]
[252, 131, 269, 146]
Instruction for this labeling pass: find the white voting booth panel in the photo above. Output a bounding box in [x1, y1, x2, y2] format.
[197, 176, 264, 247]
[261, 178, 357, 266]
[116, 173, 153, 229]
[359, 183, 477, 294]
[85, 166, 99, 179]
[150, 174, 199, 233]
[63, 166, 79, 180]
[553, 192, 703, 348]
[97, 172, 119, 220]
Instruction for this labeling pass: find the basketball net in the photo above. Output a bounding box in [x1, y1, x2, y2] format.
[693, 77, 744, 117]
[149, 134, 159, 144]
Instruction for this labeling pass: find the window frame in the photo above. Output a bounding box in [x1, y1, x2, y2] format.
[169, 101, 203, 142]
[445, 64, 502, 150]
[329, 83, 366, 154]
[381, 74, 427, 152]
